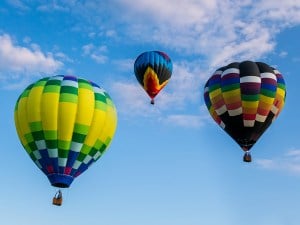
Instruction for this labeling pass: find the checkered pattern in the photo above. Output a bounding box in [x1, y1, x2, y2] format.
[204, 61, 286, 151]
[14, 75, 117, 188]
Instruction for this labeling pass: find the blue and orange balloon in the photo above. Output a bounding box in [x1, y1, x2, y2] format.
[134, 51, 173, 104]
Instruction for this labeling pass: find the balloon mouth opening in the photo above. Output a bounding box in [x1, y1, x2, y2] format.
[47, 174, 74, 188]
[52, 183, 70, 188]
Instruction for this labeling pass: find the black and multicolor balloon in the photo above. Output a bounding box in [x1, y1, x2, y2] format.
[14, 75, 117, 188]
[134, 51, 173, 104]
[204, 61, 286, 162]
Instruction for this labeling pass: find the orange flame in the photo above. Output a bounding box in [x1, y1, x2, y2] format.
[143, 67, 169, 99]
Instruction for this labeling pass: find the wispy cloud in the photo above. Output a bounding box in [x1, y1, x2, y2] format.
[0, 33, 63, 89]
[112, 0, 300, 69]
[110, 61, 209, 128]
[6, 0, 30, 10]
[111, 81, 160, 117]
[162, 114, 208, 128]
[256, 149, 300, 175]
[82, 43, 108, 64]
[7, 1, 300, 67]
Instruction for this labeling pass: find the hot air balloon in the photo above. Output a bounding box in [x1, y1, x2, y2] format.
[14, 75, 117, 205]
[134, 51, 173, 104]
[204, 61, 286, 162]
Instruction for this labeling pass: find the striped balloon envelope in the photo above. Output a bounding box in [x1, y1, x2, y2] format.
[14, 75, 117, 188]
[134, 51, 173, 104]
[204, 61, 286, 162]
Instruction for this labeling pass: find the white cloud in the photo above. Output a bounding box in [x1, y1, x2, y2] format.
[0, 34, 63, 80]
[279, 51, 288, 58]
[7, 0, 30, 10]
[256, 149, 300, 175]
[111, 81, 160, 117]
[157, 61, 205, 109]
[251, 0, 300, 26]
[37, 2, 70, 12]
[15, 0, 300, 70]
[113, 0, 300, 68]
[82, 43, 108, 64]
[162, 114, 206, 128]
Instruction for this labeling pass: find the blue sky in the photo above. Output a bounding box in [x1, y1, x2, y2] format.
[1, 1, 300, 224]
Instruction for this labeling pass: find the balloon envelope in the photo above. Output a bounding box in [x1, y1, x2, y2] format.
[204, 61, 286, 160]
[134, 51, 172, 103]
[14, 75, 117, 187]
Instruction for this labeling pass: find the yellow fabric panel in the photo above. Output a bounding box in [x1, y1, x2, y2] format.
[209, 88, 222, 99]
[58, 102, 77, 141]
[83, 109, 107, 148]
[257, 100, 272, 111]
[276, 88, 285, 98]
[98, 105, 117, 143]
[223, 94, 241, 104]
[76, 88, 95, 126]
[14, 111, 27, 147]
[259, 95, 274, 105]
[16, 97, 30, 140]
[27, 86, 43, 123]
[222, 89, 240, 100]
[242, 101, 259, 108]
[41, 93, 59, 130]
[211, 93, 223, 104]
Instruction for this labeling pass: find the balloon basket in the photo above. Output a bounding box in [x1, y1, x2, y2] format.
[243, 151, 252, 163]
[52, 190, 63, 206]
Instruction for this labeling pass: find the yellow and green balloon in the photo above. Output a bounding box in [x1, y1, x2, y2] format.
[14, 75, 117, 188]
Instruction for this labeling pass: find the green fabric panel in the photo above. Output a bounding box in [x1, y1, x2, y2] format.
[31, 130, 44, 141]
[24, 145, 32, 154]
[58, 140, 71, 150]
[241, 94, 259, 101]
[72, 132, 86, 143]
[46, 80, 62, 86]
[94, 139, 103, 149]
[34, 80, 47, 87]
[95, 93, 107, 102]
[260, 89, 276, 98]
[106, 97, 114, 107]
[59, 93, 78, 103]
[58, 150, 69, 158]
[277, 83, 286, 90]
[208, 84, 220, 92]
[221, 83, 240, 92]
[89, 147, 98, 156]
[29, 121, 43, 132]
[28, 141, 37, 151]
[81, 144, 92, 154]
[44, 130, 57, 140]
[24, 133, 34, 143]
[104, 137, 112, 146]
[78, 79, 93, 90]
[77, 152, 86, 162]
[73, 123, 90, 134]
[45, 140, 57, 149]
[60, 86, 78, 95]
[99, 143, 107, 154]
[95, 101, 107, 110]
[43, 85, 61, 93]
